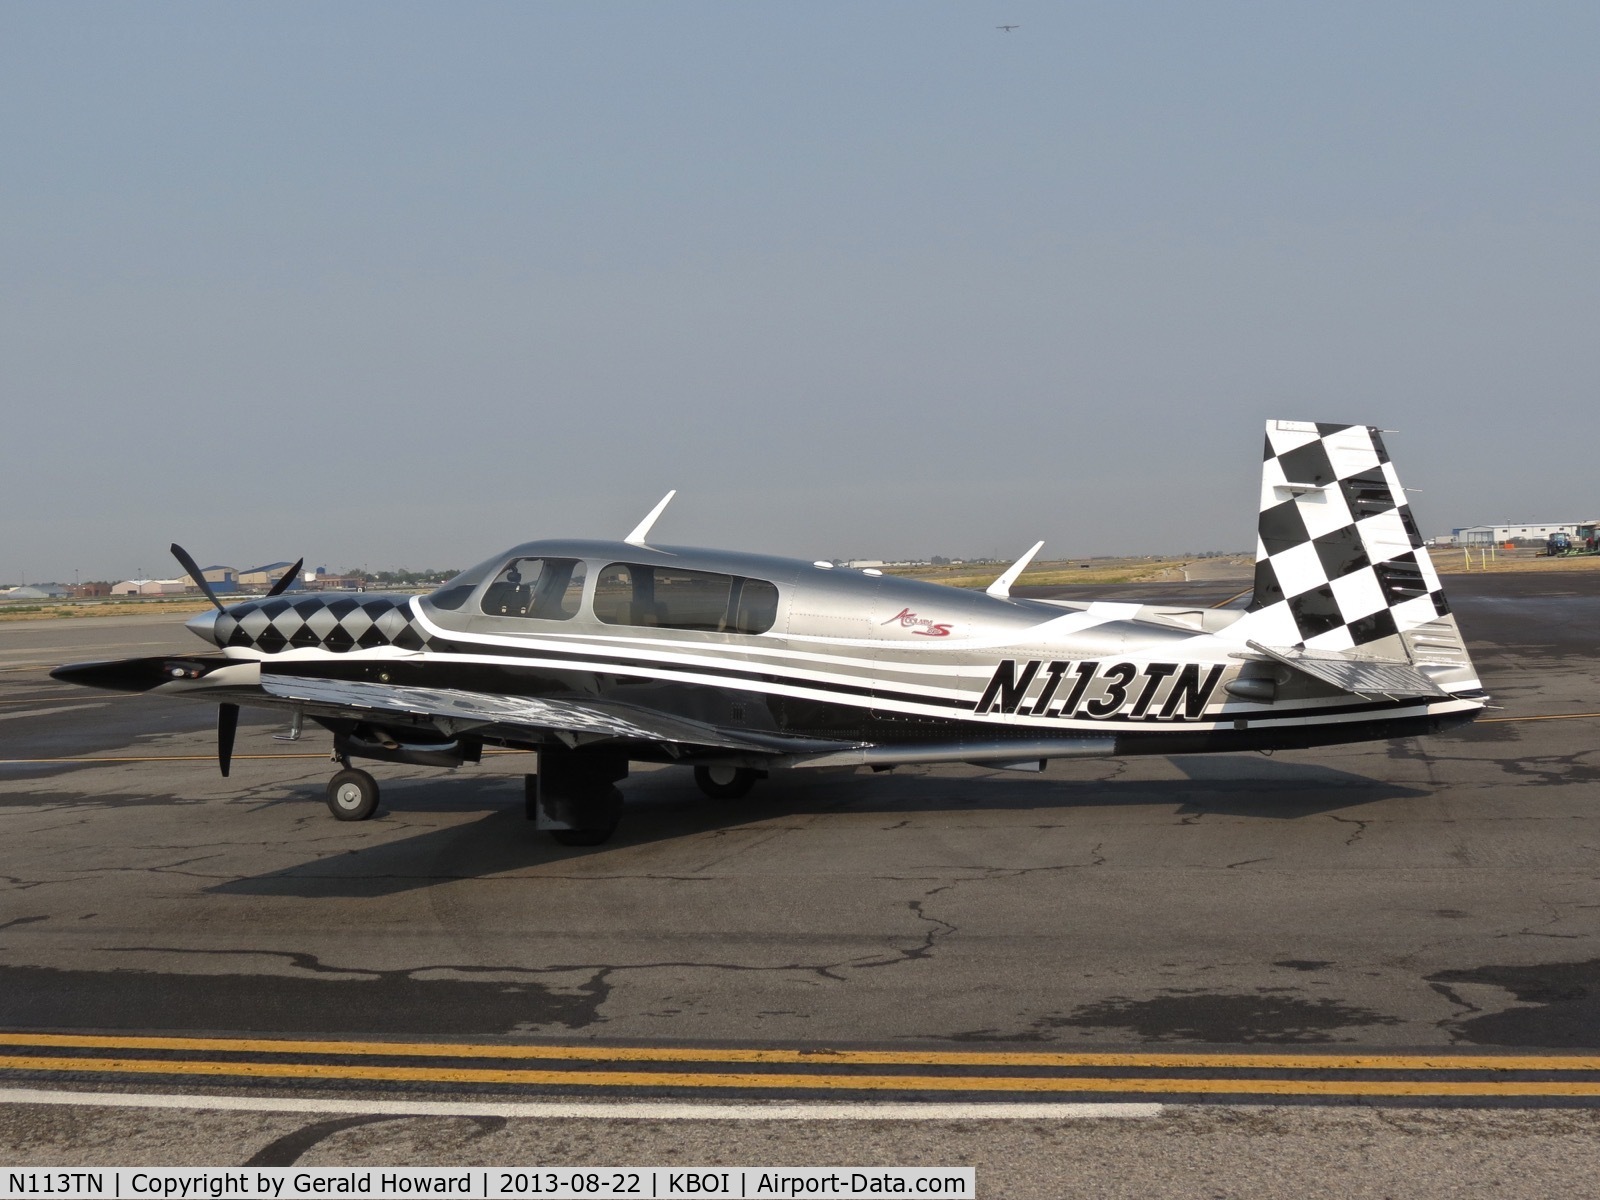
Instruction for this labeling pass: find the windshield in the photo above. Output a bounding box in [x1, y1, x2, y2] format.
[425, 554, 503, 611]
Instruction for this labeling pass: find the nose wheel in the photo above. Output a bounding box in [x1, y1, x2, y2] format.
[326, 768, 380, 821]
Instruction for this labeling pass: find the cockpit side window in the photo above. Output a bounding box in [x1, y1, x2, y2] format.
[594, 563, 778, 634]
[480, 558, 586, 620]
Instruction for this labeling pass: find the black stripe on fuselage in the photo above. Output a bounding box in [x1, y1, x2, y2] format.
[438, 643, 1431, 725]
[259, 651, 1459, 740]
[389, 635, 980, 713]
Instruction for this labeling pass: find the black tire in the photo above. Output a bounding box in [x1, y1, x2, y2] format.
[694, 765, 759, 800]
[326, 768, 380, 821]
[549, 826, 616, 847]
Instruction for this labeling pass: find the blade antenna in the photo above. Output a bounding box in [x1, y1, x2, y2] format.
[170, 543, 224, 611]
[264, 559, 304, 598]
[625, 490, 677, 547]
[986, 540, 1045, 599]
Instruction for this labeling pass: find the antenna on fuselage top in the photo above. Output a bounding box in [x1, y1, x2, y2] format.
[625, 490, 677, 547]
[986, 540, 1045, 599]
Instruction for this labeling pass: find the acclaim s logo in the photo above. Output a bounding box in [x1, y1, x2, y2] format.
[882, 608, 952, 637]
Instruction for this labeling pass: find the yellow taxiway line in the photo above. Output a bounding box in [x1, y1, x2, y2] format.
[2, 1054, 1598, 1098]
[2, 1032, 1598, 1074]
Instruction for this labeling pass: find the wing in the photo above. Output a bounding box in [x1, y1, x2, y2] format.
[257, 671, 852, 756]
[50, 654, 856, 757]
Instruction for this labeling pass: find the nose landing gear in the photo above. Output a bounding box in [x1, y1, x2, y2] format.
[326, 768, 380, 821]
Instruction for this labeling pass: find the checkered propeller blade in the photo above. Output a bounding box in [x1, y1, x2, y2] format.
[169, 543, 223, 611]
[264, 558, 304, 598]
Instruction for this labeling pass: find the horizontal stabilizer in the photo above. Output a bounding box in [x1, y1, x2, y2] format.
[1244, 640, 1451, 701]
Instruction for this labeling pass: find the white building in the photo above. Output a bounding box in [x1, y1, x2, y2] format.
[1454, 522, 1587, 547]
[112, 579, 190, 596]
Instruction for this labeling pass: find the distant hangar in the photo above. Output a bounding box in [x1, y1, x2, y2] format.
[1452, 521, 1598, 546]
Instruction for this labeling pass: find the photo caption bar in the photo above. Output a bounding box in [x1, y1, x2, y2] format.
[0, 1168, 974, 1199]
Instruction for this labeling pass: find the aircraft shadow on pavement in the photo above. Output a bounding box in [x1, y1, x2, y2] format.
[210, 757, 1421, 898]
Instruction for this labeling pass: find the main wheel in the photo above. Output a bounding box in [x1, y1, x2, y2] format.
[549, 826, 616, 847]
[326, 768, 380, 821]
[694, 765, 760, 800]
[547, 783, 621, 847]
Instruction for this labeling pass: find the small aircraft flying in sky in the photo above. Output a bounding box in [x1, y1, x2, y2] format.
[996, 24, 1020, 31]
[53, 422, 1486, 845]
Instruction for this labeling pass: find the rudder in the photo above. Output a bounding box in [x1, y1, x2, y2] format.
[1247, 420, 1450, 655]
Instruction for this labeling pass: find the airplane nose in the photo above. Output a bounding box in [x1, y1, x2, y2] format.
[186, 608, 221, 646]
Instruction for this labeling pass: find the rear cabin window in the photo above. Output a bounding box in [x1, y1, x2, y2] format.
[593, 563, 779, 634]
[479, 558, 587, 621]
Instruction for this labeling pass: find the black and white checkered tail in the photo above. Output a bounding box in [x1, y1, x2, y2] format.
[1244, 422, 1475, 680]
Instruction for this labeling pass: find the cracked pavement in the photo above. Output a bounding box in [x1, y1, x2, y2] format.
[3, 574, 1600, 1049]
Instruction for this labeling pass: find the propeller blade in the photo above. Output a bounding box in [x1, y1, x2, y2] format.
[218, 703, 239, 778]
[265, 558, 304, 598]
[170, 543, 223, 611]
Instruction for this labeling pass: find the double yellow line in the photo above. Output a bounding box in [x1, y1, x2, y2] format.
[4, 1032, 1598, 1100]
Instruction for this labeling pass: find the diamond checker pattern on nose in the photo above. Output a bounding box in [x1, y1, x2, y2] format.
[215, 595, 438, 654]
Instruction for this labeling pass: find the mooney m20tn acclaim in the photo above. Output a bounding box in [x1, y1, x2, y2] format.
[53, 421, 1486, 845]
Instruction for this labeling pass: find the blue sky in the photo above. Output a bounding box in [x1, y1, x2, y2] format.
[4, 2, 1596, 581]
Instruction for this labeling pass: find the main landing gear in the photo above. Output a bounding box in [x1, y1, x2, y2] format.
[693, 765, 762, 800]
[526, 746, 627, 846]
[326, 768, 380, 821]
[318, 751, 759, 839]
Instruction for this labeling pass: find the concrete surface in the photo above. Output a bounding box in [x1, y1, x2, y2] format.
[3, 573, 1600, 1181]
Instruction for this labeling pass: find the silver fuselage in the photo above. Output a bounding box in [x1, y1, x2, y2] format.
[179, 538, 1486, 761]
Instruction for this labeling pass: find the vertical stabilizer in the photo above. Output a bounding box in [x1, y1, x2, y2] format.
[1245, 421, 1454, 660]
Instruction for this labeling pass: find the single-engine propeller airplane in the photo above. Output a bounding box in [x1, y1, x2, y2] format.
[53, 421, 1486, 845]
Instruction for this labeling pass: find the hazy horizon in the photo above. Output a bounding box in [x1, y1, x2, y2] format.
[6, 3, 1596, 583]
